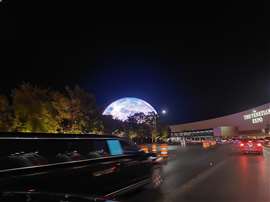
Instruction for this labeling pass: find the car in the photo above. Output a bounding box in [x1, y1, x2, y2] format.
[239, 139, 263, 154]
[233, 139, 241, 144]
[0, 133, 164, 199]
[263, 137, 270, 146]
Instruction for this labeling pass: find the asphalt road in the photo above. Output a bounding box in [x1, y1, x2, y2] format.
[119, 144, 270, 202]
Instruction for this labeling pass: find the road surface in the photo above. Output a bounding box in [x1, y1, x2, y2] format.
[119, 144, 270, 202]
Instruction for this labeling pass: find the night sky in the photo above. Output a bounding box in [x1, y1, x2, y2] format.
[1, 2, 270, 124]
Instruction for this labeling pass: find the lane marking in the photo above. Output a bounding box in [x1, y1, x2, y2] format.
[178, 160, 227, 194]
[165, 159, 228, 201]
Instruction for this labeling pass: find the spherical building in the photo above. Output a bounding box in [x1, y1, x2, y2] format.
[103, 97, 157, 121]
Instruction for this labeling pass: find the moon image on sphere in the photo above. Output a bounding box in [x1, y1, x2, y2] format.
[103, 97, 157, 121]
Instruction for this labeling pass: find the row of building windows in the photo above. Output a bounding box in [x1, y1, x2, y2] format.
[171, 129, 213, 137]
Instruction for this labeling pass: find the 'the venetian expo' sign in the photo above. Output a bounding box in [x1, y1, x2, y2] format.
[243, 108, 270, 124]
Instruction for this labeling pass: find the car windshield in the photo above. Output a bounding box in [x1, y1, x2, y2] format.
[1, 2, 270, 202]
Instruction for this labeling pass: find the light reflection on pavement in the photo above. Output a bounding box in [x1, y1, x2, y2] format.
[120, 145, 270, 202]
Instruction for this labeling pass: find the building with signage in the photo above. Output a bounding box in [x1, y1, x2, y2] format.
[170, 103, 270, 138]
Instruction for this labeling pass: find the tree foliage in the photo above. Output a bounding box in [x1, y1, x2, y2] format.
[65, 86, 103, 134]
[0, 95, 13, 131]
[12, 84, 59, 133]
[124, 112, 168, 143]
[102, 115, 124, 134]
[0, 84, 103, 134]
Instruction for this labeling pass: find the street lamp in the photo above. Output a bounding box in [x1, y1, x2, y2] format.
[151, 109, 168, 143]
[161, 109, 167, 115]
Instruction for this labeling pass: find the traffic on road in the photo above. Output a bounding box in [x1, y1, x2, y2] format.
[0, 134, 270, 202]
[120, 140, 270, 202]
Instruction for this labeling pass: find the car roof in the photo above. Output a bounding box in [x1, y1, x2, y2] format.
[1, 191, 109, 202]
[0, 132, 120, 140]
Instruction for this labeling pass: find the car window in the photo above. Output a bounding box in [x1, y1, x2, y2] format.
[106, 140, 123, 155]
[120, 140, 139, 154]
[0, 139, 49, 170]
[0, 138, 111, 170]
[39, 139, 110, 162]
[90, 140, 110, 157]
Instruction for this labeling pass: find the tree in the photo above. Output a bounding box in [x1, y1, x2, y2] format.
[125, 112, 153, 142]
[124, 112, 169, 143]
[127, 130, 137, 141]
[102, 115, 124, 134]
[151, 128, 159, 143]
[127, 112, 147, 124]
[65, 86, 103, 134]
[160, 126, 169, 142]
[144, 111, 159, 128]
[11, 84, 103, 134]
[12, 84, 59, 133]
[0, 95, 13, 131]
[51, 91, 72, 132]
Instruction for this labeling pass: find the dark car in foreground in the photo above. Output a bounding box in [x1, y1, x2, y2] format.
[0, 191, 117, 202]
[239, 139, 263, 154]
[0, 133, 164, 199]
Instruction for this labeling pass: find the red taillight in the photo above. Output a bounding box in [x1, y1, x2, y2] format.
[257, 143, 262, 147]
[240, 143, 244, 147]
[248, 140, 252, 143]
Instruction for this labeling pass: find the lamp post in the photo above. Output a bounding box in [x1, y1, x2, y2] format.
[151, 109, 167, 143]
[152, 114, 157, 143]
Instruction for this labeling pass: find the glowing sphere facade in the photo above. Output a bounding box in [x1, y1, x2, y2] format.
[103, 97, 157, 121]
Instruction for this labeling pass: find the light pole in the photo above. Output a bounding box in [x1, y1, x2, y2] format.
[151, 109, 167, 143]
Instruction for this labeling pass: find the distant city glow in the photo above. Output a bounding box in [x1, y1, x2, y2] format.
[103, 97, 157, 121]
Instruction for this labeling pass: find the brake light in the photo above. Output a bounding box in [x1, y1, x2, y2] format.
[240, 143, 244, 147]
[248, 140, 252, 143]
[257, 143, 262, 147]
